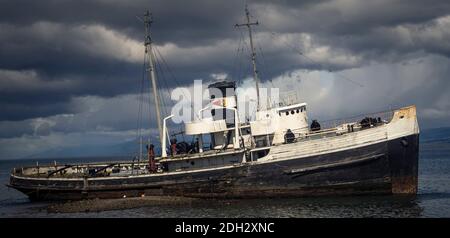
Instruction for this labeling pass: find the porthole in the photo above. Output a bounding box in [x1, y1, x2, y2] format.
[296, 109, 299, 113]
[291, 110, 295, 115]
[286, 111, 289, 116]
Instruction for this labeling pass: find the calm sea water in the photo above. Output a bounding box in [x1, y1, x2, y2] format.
[0, 142, 449, 218]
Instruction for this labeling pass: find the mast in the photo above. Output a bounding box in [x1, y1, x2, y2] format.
[144, 10, 164, 152]
[236, 5, 261, 111]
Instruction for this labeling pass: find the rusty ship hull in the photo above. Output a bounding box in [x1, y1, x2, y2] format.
[8, 105, 419, 201]
[9, 134, 418, 201]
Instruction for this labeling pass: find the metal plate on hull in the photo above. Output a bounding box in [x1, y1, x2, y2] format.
[9, 134, 419, 201]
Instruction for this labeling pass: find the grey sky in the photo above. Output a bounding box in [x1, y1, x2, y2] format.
[1, 0, 449, 159]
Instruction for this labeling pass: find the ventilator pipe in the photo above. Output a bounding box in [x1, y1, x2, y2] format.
[196, 105, 240, 149]
[162, 114, 174, 158]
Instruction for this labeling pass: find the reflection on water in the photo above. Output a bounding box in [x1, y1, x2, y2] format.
[0, 193, 434, 218]
[129, 195, 425, 218]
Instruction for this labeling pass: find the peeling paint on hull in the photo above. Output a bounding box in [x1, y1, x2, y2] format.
[9, 134, 419, 201]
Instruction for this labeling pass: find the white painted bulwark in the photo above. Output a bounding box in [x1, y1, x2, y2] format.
[250, 103, 309, 144]
[185, 118, 227, 135]
[257, 105, 419, 163]
[250, 118, 276, 136]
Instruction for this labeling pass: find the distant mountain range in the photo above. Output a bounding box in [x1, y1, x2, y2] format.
[420, 127, 450, 143]
[25, 127, 450, 160]
[26, 139, 141, 159]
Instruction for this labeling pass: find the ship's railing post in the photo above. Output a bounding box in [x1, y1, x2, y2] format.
[198, 135, 203, 153]
[314, 108, 397, 132]
[162, 115, 175, 158]
[82, 176, 89, 197]
[137, 157, 140, 175]
[131, 158, 134, 175]
[233, 108, 240, 149]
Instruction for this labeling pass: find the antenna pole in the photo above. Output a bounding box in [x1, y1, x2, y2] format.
[144, 10, 164, 153]
[236, 5, 261, 111]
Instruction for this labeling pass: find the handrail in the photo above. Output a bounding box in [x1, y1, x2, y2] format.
[47, 165, 73, 178]
[88, 163, 118, 176]
[317, 109, 394, 130]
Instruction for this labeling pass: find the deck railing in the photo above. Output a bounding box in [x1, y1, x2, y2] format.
[316, 109, 394, 131]
[281, 109, 394, 144]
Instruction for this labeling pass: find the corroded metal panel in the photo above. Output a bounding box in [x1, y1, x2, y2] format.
[9, 134, 419, 200]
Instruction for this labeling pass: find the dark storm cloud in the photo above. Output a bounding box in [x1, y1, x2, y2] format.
[0, 0, 247, 46]
[0, 0, 250, 122]
[1, 0, 450, 124]
[0, 61, 142, 120]
[254, 0, 450, 33]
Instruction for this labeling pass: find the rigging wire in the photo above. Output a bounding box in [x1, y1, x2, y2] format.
[240, 28, 255, 84]
[259, 24, 364, 88]
[136, 50, 147, 142]
[237, 28, 257, 119]
[154, 45, 198, 122]
[236, 28, 247, 86]
[256, 41, 275, 88]
[246, 2, 275, 87]
[231, 30, 244, 85]
[153, 50, 170, 117]
[154, 46, 189, 96]
[153, 46, 189, 134]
